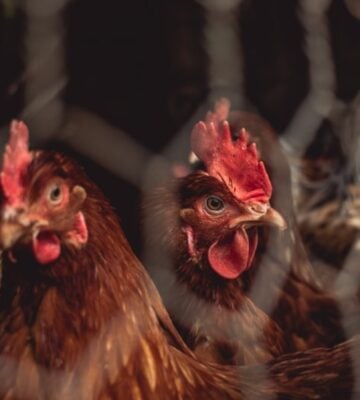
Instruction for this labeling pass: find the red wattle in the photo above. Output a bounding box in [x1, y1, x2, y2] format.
[67, 212, 88, 246]
[207, 229, 258, 279]
[33, 231, 61, 265]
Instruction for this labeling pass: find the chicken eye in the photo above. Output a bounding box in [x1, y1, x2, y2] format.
[48, 184, 63, 205]
[204, 195, 225, 214]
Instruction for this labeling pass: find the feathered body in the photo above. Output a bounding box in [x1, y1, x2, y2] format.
[299, 185, 360, 269]
[294, 125, 360, 276]
[297, 169, 360, 291]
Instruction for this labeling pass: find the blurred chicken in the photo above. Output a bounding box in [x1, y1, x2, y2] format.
[145, 99, 356, 366]
[293, 119, 360, 288]
[1, 120, 359, 399]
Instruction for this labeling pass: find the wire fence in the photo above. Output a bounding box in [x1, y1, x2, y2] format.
[0, 0, 359, 398]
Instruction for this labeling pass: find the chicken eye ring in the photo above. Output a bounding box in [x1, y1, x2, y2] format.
[204, 195, 226, 215]
[47, 182, 63, 205]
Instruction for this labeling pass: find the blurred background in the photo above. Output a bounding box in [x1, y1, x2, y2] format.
[0, 0, 359, 266]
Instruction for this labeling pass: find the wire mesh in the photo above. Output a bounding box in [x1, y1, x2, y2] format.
[0, 0, 359, 398]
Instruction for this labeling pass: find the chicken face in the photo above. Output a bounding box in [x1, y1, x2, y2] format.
[178, 172, 286, 279]
[175, 98, 286, 280]
[0, 121, 88, 265]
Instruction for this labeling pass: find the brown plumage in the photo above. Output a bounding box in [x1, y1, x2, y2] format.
[288, 127, 360, 344]
[0, 120, 359, 400]
[298, 184, 360, 270]
[144, 99, 356, 367]
[296, 159, 360, 281]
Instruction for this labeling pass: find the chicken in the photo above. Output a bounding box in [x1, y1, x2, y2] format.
[1, 120, 359, 399]
[145, 122, 288, 363]
[286, 120, 360, 343]
[145, 99, 353, 366]
[293, 125, 360, 285]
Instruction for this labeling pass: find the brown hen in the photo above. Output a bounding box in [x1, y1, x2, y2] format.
[145, 99, 356, 366]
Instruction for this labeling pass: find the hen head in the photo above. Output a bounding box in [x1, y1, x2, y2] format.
[178, 99, 286, 279]
[0, 120, 88, 266]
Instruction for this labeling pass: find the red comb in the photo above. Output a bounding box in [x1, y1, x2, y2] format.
[1, 120, 32, 205]
[191, 99, 272, 203]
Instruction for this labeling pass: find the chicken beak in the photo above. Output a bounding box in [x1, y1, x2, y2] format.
[228, 205, 287, 231]
[0, 207, 47, 250]
[0, 220, 27, 250]
[258, 207, 287, 230]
